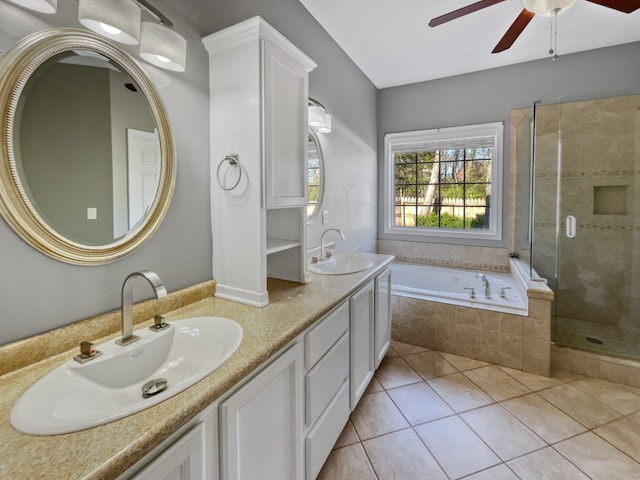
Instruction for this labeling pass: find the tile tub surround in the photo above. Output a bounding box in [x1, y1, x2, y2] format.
[0, 253, 394, 480]
[392, 261, 554, 376]
[319, 340, 640, 480]
[378, 239, 511, 273]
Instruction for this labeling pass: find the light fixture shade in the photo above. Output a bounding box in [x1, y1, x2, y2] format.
[309, 105, 326, 127]
[523, 0, 576, 16]
[140, 22, 187, 72]
[317, 114, 332, 134]
[79, 0, 141, 45]
[7, 0, 57, 14]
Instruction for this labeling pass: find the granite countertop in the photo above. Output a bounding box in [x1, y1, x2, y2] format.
[0, 253, 394, 480]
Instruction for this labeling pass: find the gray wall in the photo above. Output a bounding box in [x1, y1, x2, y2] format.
[378, 42, 640, 247]
[0, 0, 378, 344]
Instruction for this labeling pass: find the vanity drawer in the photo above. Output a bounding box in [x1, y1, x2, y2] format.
[305, 300, 349, 369]
[305, 381, 350, 480]
[305, 332, 349, 426]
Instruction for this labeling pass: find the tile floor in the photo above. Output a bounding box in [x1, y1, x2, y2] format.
[318, 340, 640, 480]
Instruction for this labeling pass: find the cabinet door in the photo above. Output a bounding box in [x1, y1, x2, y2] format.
[262, 39, 308, 208]
[220, 343, 303, 480]
[350, 280, 375, 410]
[374, 267, 392, 369]
[132, 423, 205, 480]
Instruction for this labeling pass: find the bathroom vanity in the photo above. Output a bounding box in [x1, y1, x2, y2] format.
[0, 253, 393, 480]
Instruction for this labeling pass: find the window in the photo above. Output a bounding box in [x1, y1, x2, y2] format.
[384, 122, 503, 242]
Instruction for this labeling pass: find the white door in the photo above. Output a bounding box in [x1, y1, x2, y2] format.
[350, 281, 375, 409]
[219, 343, 303, 480]
[132, 423, 205, 480]
[127, 128, 160, 229]
[374, 267, 392, 369]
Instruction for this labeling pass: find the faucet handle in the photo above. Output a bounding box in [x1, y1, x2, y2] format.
[149, 315, 171, 331]
[73, 341, 102, 364]
[464, 287, 476, 299]
[500, 286, 512, 298]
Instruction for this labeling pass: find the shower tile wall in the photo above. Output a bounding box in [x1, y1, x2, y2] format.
[533, 95, 640, 335]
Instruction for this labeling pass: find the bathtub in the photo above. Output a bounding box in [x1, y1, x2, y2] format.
[391, 262, 527, 314]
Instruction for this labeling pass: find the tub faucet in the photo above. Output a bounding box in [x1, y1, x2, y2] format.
[319, 228, 345, 262]
[118, 270, 167, 346]
[475, 273, 491, 298]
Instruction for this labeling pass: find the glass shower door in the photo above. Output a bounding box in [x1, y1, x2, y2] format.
[552, 94, 640, 359]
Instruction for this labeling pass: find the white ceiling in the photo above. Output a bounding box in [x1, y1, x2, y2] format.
[299, 0, 640, 89]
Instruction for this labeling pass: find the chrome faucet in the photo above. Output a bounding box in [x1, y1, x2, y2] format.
[319, 228, 345, 262]
[475, 273, 491, 298]
[118, 270, 167, 346]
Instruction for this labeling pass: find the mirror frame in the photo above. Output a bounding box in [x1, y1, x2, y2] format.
[0, 28, 175, 265]
[307, 128, 325, 223]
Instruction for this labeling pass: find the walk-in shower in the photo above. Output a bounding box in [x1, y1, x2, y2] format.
[522, 94, 639, 360]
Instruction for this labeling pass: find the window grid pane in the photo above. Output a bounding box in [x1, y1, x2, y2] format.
[394, 147, 491, 230]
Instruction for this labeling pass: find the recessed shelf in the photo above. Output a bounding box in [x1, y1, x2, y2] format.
[266, 238, 301, 255]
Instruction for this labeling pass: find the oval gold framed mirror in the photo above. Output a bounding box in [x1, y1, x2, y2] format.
[0, 28, 175, 265]
[307, 129, 325, 222]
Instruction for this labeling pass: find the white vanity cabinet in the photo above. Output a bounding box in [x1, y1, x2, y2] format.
[349, 280, 376, 410]
[121, 262, 394, 480]
[122, 403, 219, 480]
[202, 17, 317, 308]
[219, 342, 303, 480]
[374, 267, 392, 368]
[131, 423, 206, 480]
[303, 301, 351, 480]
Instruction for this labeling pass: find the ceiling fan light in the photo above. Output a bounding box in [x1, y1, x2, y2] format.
[140, 22, 187, 72]
[7, 0, 57, 13]
[523, 0, 577, 16]
[79, 0, 141, 45]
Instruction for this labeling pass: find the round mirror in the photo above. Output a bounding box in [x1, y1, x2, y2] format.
[0, 28, 175, 265]
[307, 129, 325, 222]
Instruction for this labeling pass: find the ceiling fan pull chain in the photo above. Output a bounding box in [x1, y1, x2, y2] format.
[548, 16, 554, 56]
[550, 9, 559, 61]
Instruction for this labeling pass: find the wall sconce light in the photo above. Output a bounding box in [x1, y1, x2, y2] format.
[80, 0, 187, 72]
[79, 0, 141, 45]
[6, 0, 57, 14]
[308, 98, 332, 134]
[139, 21, 187, 72]
[8, 0, 187, 72]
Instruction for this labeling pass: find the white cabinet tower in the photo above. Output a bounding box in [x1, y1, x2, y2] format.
[203, 17, 317, 307]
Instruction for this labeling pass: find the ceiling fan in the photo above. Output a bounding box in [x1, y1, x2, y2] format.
[429, 0, 640, 54]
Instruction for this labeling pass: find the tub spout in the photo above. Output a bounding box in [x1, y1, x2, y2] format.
[475, 273, 491, 298]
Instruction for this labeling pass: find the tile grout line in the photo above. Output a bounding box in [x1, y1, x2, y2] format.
[327, 341, 640, 479]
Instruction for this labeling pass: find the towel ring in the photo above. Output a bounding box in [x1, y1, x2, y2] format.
[216, 154, 242, 191]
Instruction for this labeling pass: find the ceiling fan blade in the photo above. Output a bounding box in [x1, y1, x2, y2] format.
[429, 0, 506, 27]
[585, 0, 640, 13]
[492, 8, 535, 53]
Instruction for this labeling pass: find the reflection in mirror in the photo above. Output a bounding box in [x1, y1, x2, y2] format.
[0, 28, 175, 265]
[14, 50, 159, 246]
[307, 129, 324, 221]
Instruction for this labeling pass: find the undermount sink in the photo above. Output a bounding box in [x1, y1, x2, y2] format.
[308, 254, 374, 275]
[11, 316, 242, 435]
